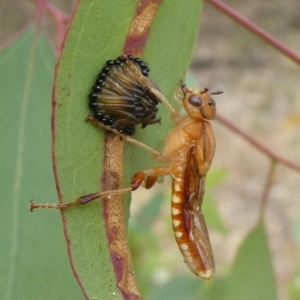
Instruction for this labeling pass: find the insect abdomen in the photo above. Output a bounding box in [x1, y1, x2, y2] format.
[171, 179, 214, 279]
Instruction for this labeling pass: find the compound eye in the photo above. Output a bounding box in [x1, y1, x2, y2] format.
[188, 94, 202, 107]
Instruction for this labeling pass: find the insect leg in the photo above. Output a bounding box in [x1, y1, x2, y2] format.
[146, 87, 178, 116]
[29, 187, 133, 211]
[131, 166, 170, 190]
[86, 114, 161, 156]
[30, 167, 170, 211]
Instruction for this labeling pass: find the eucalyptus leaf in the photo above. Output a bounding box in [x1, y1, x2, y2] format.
[0, 27, 82, 300]
[54, 0, 203, 298]
[224, 218, 277, 300]
[147, 276, 201, 300]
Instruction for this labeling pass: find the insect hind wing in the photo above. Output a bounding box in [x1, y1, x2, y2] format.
[183, 145, 215, 278]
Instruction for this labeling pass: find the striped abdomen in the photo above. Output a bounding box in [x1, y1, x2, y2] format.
[171, 155, 215, 279]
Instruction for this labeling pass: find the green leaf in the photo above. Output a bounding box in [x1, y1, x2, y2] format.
[292, 210, 300, 246]
[54, 0, 203, 298]
[146, 276, 201, 300]
[197, 277, 226, 300]
[205, 168, 227, 190]
[203, 194, 226, 233]
[129, 190, 165, 294]
[203, 168, 227, 233]
[0, 27, 82, 299]
[133, 190, 166, 231]
[224, 218, 277, 300]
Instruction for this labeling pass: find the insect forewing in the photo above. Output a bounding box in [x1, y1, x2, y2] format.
[183, 146, 215, 278]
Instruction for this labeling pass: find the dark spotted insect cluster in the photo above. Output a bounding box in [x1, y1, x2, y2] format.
[88, 54, 161, 135]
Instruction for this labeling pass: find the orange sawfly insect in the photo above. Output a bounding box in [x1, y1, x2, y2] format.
[31, 84, 223, 279]
[88, 54, 162, 135]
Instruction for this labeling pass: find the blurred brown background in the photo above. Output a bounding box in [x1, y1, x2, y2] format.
[193, 2, 300, 300]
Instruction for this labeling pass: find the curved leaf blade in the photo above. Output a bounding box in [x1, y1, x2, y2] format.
[147, 276, 201, 300]
[0, 27, 82, 300]
[224, 219, 277, 300]
[54, 0, 203, 298]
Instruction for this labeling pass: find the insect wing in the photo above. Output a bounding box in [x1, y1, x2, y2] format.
[183, 145, 215, 279]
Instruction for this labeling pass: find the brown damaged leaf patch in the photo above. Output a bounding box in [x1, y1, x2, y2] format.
[102, 0, 163, 298]
[130, 3, 159, 35]
[123, 0, 162, 55]
[102, 134, 141, 299]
